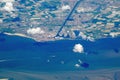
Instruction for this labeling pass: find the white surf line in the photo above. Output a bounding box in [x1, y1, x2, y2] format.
[4, 32, 28, 38]
[3, 32, 34, 40]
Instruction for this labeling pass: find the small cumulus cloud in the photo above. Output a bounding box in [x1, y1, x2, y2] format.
[27, 27, 45, 35]
[73, 44, 84, 53]
[79, 32, 94, 41]
[3, 2, 14, 12]
[74, 64, 80, 68]
[61, 5, 71, 11]
[78, 59, 82, 64]
[76, 7, 85, 13]
[79, 32, 87, 40]
[0, 0, 15, 12]
[0, 0, 15, 2]
[109, 32, 120, 38]
[0, 19, 3, 23]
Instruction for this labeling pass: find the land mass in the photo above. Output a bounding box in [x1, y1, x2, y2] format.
[0, 0, 120, 42]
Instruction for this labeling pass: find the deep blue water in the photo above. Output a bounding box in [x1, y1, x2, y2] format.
[0, 34, 120, 71]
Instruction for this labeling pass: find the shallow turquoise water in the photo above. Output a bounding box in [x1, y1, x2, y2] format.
[0, 34, 120, 71]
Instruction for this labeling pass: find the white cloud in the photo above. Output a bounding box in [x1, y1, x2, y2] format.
[0, 0, 15, 2]
[78, 59, 82, 64]
[27, 27, 45, 35]
[110, 32, 120, 38]
[79, 32, 87, 40]
[77, 7, 85, 12]
[73, 44, 84, 53]
[78, 32, 95, 41]
[61, 5, 71, 11]
[0, 19, 3, 23]
[3, 2, 14, 12]
[0, 0, 15, 12]
[74, 64, 80, 68]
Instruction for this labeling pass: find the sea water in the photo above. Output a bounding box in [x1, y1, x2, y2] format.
[0, 34, 120, 71]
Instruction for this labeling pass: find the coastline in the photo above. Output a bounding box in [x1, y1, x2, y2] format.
[4, 32, 31, 39]
[3, 32, 73, 42]
[3, 32, 58, 42]
[2, 32, 119, 43]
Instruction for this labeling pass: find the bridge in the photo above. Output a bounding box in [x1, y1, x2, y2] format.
[55, 0, 83, 37]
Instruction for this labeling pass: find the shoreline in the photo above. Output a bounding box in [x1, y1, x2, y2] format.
[2, 32, 77, 42]
[3, 32, 57, 42]
[4, 32, 31, 39]
[2, 32, 120, 43]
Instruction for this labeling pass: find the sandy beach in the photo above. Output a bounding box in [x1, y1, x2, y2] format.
[4, 32, 31, 39]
